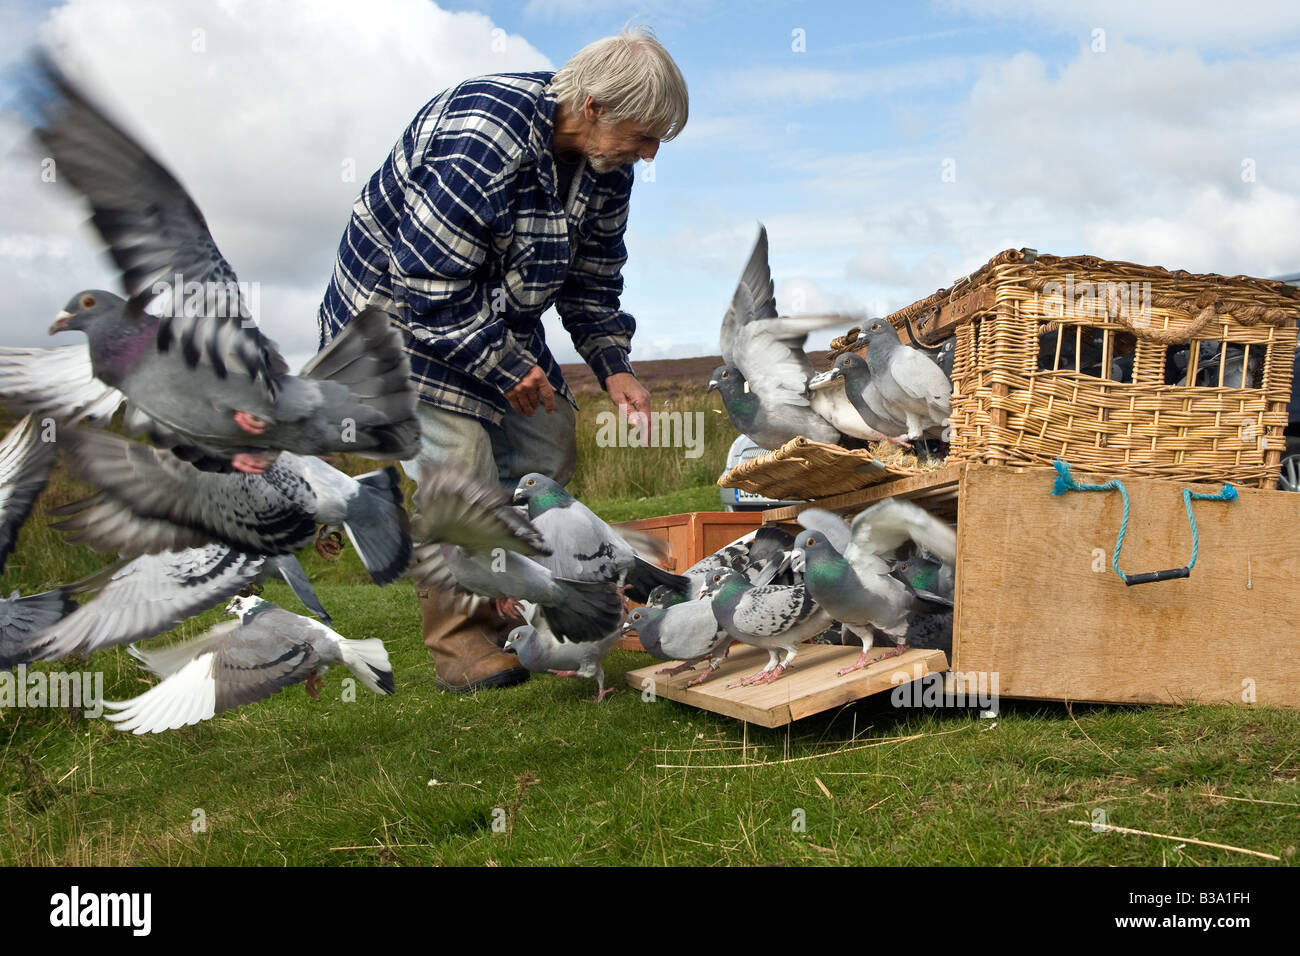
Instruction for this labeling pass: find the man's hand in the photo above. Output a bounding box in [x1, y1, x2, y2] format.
[605, 371, 651, 424]
[505, 365, 556, 417]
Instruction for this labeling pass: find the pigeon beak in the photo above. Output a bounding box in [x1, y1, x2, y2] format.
[49, 310, 74, 335]
[826, 366, 843, 381]
[619, 621, 635, 636]
[706, 379, 719, 393]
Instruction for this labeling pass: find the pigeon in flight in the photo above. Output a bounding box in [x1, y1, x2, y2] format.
[28, 55, 418, 473]
[101, 595, 394, 734]
[406, 464, 623, 643]
[51, 430, 411, 583]
[793, 501, 955, 675]
[0, 589, 79, 669]
[0, 414, 59, 575]
[513, 473, 689, 603]
[711, 226, 850, 448]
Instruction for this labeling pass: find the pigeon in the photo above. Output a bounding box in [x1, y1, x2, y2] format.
[709, 364, 839, 450]
[893, 549, 954, 603]
[25, 547, 331, 663]
[0, 346, 123, 426]
[513, 473, 689, 603]
[807, 361, 907, 444]
[702, 568, 832, 687]
[406, 465, 623, 643]
[101, 595, 394, 734]
[0, 414, 59, 575]
[0, 589, 79, 669]
[50, 429, 411, 583]
[711, 226, 849, 448]
[856, 319, 951, 441]
[675, 525, 792, 600]
[505, 601, 623, 702]
[622, 597, 731, 687]
[28, 55, 418, 473]
[793, 501, 956, 675]
[822, 352, 913, 445]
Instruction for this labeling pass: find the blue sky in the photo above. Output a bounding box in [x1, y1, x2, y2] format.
[2, 0, 1298, 368]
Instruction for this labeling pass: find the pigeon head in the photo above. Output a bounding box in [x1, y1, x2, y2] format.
[621, 605, 659, 635]
[834, 352, 869, 377]
[225, 593, 271, 619]
[645, 584, 685, 608]
[503, 625, 535, 653]
[706, 365, 747, 399]
[860, 320, 901, 367]
[512, 473, 571, 515]
[703, 568, 748, 602]
[50, 289, 124, 335]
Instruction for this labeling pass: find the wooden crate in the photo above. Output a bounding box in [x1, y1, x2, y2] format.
[761, 462, 1300, 710]
[613, 511, 762, 650]
[831, 249, 1300, 489]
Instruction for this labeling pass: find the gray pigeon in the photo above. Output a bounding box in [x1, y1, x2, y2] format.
[712, 226, 849, 448]
[857, 319, 951, 441]
[26, 547, 331, 663]
[793, 501, 956, 675]
[822, 352, 912, 444]
[0, 589, 78, 669]
[51, 430, 411, 583]
[807, 361, 906, 443]
[406, 464, 623, 642]
[29, 56, 417, 473]
[622, 598, 731, 687]
[0, 414, 59, 575]
[102, 595, 394, 734]
[505, 601, 622, 701]
[513, 473, 689, 603]
[702, 568, 832, 687]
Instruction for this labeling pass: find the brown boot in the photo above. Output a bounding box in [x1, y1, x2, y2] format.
[418, 588, 530, 694]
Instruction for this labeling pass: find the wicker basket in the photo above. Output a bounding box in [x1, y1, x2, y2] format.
[717, 436, 936, 501]
[830, 249, 1300, 488]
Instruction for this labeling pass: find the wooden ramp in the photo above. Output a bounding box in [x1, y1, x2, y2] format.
[624, 643, 949, 728]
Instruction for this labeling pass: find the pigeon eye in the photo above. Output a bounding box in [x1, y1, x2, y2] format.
[526, 478, 535, 486]
[807, 537, 817, 546]
[80, 294, 95, 308]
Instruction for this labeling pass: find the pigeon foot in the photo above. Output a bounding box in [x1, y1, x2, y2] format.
[837, 650, 873, 676]
[656, 661, 698, 677]
[315, 528, 344, 560]
[233, 410, 268, 435]
[729, 665, 786, 689]
[885, 643, 909, 659]
[591, 687, 616, 703]
[231, 452, 274, 474]
[686, 662, 721, 688]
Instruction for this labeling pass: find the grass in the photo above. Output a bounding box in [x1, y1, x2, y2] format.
[3, 576, 1298, 865]
[2, 400, 1299, 866]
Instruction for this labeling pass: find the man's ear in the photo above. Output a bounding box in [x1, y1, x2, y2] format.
[582, 95, 605, 122]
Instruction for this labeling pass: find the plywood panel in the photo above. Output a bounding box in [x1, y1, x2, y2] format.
[955, 465, 1300, 707]
[624, 643, 949, 728]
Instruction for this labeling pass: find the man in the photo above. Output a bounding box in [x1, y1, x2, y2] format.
[317, 28, 688, 692]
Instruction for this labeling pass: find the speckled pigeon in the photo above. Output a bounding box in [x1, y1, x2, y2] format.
[513, 473, 689, 603]
[51, 430, 410, 583]
[702, 568, 832, 687]
[29, 55, 417, 473]
[102, 595, 394, 734]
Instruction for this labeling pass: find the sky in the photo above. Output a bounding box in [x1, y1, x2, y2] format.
[1, 0, 1298, 370]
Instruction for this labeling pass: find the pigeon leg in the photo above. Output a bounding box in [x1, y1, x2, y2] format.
[884, 642, 910, 659]
[590, 667, 614, 703]
[838, 626, 876, 676]
[686, 658, 723, 688]
[233, 410, 268, 435]
[305, 672, 323, 699]
[548, 669, 580, 678]
[752, 646, 797, 685]
[315, 528, 344, 560]
[656, 660, 699, 677]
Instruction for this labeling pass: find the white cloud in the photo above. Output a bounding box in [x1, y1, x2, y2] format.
[1, 0, 552, 355]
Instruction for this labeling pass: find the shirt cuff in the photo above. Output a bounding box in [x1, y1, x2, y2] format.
[588, 345, 635, 388]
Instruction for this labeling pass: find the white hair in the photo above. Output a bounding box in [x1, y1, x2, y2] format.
[549, 26, 688, 141]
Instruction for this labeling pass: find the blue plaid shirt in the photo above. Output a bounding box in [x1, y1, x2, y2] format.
[317, 71, 637, 425]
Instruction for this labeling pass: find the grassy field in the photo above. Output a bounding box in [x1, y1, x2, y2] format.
[1, 388, 1299, 866]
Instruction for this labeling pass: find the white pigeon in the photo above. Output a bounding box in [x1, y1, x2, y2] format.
[101, 595, 394, 734]
[504, 601, 623, 702]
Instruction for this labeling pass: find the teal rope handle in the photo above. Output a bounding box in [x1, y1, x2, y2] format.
[1051, 459, 1236, 585]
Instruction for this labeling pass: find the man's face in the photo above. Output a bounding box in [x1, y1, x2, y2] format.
[583, 117, 661, 173]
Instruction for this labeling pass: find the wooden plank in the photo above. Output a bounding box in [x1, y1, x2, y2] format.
[917, 286, 996, 341]
[624, 643, 949, 728]
[955, 465, 1300, 707]
[761, 462, 964, 523]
